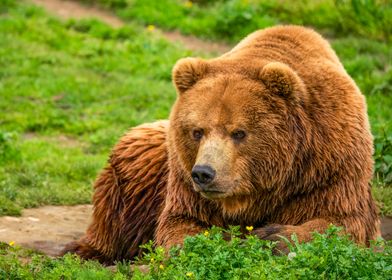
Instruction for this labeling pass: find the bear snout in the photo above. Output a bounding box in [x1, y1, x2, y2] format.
[191, 165, 216, 190]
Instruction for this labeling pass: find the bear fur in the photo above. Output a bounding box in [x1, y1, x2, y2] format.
[63, 25, 380, 263]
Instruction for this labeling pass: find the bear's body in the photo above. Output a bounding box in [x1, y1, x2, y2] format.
[63, 26, 380, 263]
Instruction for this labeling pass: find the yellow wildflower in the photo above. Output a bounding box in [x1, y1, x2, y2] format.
[9, 241, 15, 246]
[147, 25, 155, 32]
[159, 264, 164, 270]
[186, 272, 194, 277]
[150, 258, 155, 263]
[184, 1, 193, 8]
[246, 226, 254, 232]
[204, 230, 209, 236]
[156, 247, 165, 254]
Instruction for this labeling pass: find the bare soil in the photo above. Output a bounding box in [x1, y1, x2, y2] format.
[0, 205, 92, 256]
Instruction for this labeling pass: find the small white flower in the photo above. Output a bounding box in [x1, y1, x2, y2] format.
[287, 252, 297, 260]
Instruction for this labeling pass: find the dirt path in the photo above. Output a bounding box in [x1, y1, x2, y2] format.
[381, 216, 392, 240]
[0, 205, 92, 256]
[29, 0, 231, 54]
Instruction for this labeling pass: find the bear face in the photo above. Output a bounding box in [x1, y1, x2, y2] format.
[169, 58, 308, 201]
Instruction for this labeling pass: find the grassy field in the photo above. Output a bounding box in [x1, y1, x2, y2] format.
[0, 0, 195, 215]
[0, 0, 391, 277]
[87, 0, 392, 42]
[1, 0, 391, 216]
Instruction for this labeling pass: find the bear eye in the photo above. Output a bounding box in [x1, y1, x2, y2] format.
[231, 130, 246, 141]
[192, 128, 204, 141]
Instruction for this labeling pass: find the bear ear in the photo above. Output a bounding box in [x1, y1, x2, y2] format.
[259, 62, 305, 97]
[172, 57, 209, 94]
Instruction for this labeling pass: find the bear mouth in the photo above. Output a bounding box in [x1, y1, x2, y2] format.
[200, 190, 227, 199]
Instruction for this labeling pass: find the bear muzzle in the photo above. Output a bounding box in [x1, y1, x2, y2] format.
[191, 165, 228, 198]
[191, 165, 216, 187]
[191, 135, 237, 198]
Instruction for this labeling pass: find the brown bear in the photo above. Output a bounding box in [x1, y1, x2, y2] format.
[63, 25, 380, 264]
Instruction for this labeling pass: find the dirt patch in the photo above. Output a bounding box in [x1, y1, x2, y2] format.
[0, 205, 92, 256]
[30, 0, 123, 27]
[381, 216, 392, 241]
[29, 0, 231, 53]
[164, 30, 230, 54]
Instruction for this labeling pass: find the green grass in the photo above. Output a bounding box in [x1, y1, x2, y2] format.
[0, 0, 194, 215]
[1, 227, 391, 279]
[0, 242, 132, 279]
[89, 0, 392, 42]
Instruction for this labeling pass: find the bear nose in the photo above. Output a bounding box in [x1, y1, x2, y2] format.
[191, 165, 216, 188]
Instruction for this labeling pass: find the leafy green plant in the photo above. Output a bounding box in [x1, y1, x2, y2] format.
[134, 226, 392, 280]
[0, 242, 131, 279]
[1, 227, 391, 279]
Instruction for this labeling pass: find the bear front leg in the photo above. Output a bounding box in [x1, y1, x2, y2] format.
[254, 212, 380, 253]
[155, 214, 206, 250]
[62, 121, 169, 263]
[253, 218, 330, 253]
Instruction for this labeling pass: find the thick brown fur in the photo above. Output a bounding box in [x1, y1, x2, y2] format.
[62, 121, 168, 264]
[64, 26, 380, 262]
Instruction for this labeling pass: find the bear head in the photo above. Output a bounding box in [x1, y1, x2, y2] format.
[169, 57, 308, 202]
